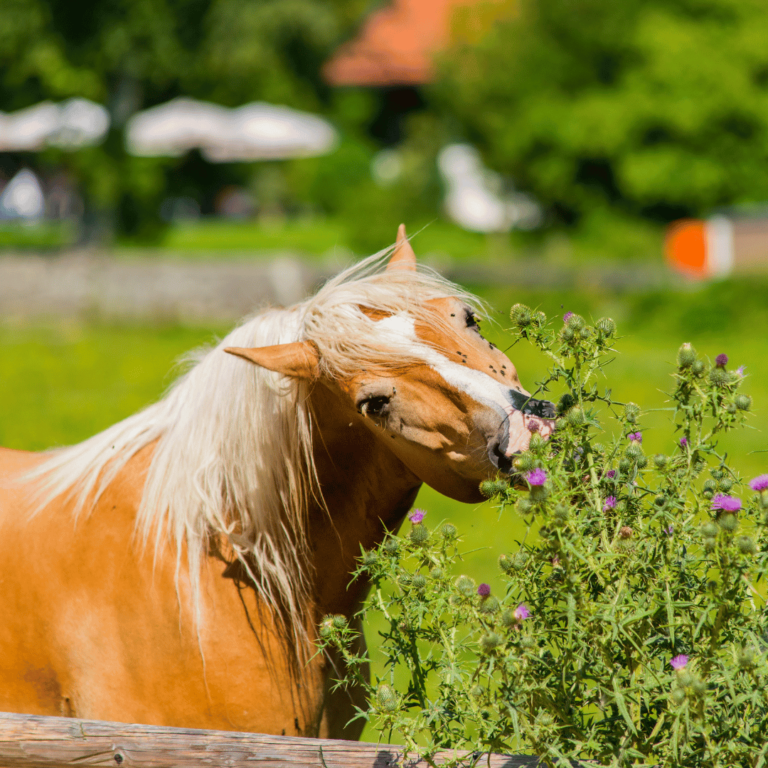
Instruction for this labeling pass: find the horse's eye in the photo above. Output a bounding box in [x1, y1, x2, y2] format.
[358, 395, 391, 418]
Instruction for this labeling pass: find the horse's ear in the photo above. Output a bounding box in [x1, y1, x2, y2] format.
[386, 223, 417, 272]
[224, 342, 320, 380]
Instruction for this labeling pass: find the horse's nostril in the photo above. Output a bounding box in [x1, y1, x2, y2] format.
[489, 441, 514, 474]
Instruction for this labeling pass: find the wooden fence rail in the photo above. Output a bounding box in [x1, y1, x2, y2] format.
[0, 712, 540, 768]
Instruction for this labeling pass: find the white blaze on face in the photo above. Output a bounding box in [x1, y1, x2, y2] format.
[376, 314, 555, 455]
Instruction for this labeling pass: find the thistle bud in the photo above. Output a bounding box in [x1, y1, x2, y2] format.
[717, 478, 733, 492]
[361, 550, 378, 568]
[618, 458, 631, 474]
[398, 574, 412, 588]
[383, 537, 400, 556]
[736, 535, 757, 555]
[691, 679, 707, 697]
[654, 454, 669, 469]
[718, 513, 738, 533]
[530, 484, 549, 502]
[455, 575, 476, 596]
[479, 595, 500, 614]
[480, 633, 502, 653]
[413, 574, 428, 590]
[513, 452, 535, 472]
[677, 343, 696, 368]
[619, 526, 633, 539]
[498, 554, 513, 573]
[567, 313, 585, 330]
[441, 523, 457, 539]
[512, 551, 529, 570]
[332, 614, 347, 629]
[560, 327, 574, 342]
[376, 684, 398, 712]
[624, 402, 641, 423]
[709, 367, 729, 387]
[534, 310, 547, 326]
[517, 498, 535, 516]
[557, 393, 575, 414]
[735, 394, 752, 411]
[726, 402, 737, 415]
[692, 360, 705, 376]
[510, 304, 532, 327]
[671, 688, 686, 705]
[702, 522, 719, 538]
[596, 317, 616, 337]
[520, 636, 536, 650]
[319, 617, 334, 638]
[654, 494, 667, 507]
[479, 480, 499, 498]
[500, 610, 515, 627]
[409, 526, 427, 547]
[431, 567, 443, 580]
[566, 407, 586, 427]
[625, 442, 643, 460]
[704, 536, 717, 552]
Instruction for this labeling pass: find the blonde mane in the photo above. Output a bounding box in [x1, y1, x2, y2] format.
[27, 248, 482, 649]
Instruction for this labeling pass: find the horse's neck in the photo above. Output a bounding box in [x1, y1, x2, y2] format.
[307, 383, 421, 617]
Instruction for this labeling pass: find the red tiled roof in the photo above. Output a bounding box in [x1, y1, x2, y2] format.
[324, 0, 508, 87]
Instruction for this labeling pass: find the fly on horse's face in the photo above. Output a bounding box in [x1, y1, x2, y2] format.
[227, 227, 556, 504]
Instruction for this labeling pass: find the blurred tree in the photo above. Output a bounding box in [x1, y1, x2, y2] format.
[437, 0, 768, 225]
[0, 0, 368, 240]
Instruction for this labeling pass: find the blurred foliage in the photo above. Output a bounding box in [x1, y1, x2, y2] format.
[0, 0, 370, 240]
[437, 0, 768, 225]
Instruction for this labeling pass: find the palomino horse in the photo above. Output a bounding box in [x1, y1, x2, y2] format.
[0, 227, 555, 738]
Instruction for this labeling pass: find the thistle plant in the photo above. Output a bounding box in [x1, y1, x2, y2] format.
[318, 307, 768, 768]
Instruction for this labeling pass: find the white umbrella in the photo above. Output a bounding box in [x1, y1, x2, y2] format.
[202, 102, 338, 162]
[0, 99, 109, 152]
[126, 98, 338, 161]
[126, 98, 230, 157]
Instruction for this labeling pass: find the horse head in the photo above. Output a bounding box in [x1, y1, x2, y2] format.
[226, 226, 556, 504]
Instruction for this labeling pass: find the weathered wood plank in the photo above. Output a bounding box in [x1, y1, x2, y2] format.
[0, 712, 540, 768]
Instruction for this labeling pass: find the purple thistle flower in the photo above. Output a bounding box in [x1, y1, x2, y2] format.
[514, 604, 531, 622]
[563, 311, 574, 323]
[603, 496, 617, 511]
[628, 432, 643, 443]
[408, 509, 426, 524]
[737, 366, 746, 377]
[715, 353, 728, 367]
[670, 654, 689, 670]
[527, 419, 540, 433]
[749, 475, 768, 492]
[711, 494, 742, 512]
[679, 437, 688, 448]
[605, 470, 616, 479]
[526, 468, 547, 486]
[477, 583, 491, 597]
[664, 525, 674, 536]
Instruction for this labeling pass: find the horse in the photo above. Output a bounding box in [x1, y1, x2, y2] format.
[0, 226, 555, 739]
